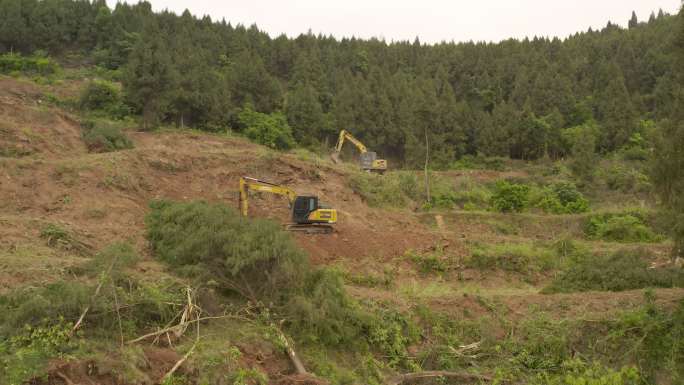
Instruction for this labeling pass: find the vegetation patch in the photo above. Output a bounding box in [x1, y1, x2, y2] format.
[531, 181, 589, 214]
[490, 180, 530, 213]
[467, 242, 557, 274]
[584, 213, 662, 243]
[0, 53, 59, 76]
[544, 248, 684, 293]
[238, 106, 295, 150]
[81, 120, 134, 153]
[79, 80, 130, 119]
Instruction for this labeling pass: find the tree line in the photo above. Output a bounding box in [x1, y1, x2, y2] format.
[0, 0, 680, 168]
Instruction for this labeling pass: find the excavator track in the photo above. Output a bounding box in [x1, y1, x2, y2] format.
[285, 223, 334, 234]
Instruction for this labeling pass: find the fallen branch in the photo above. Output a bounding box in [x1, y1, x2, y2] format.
[70, 259, 115, 336]
[126, 314, 247, 344]
[274, 325, 307, 375]
[162, 341, 197, 381]
[55, 371, 75, 385]
[386, 371, 492, 385]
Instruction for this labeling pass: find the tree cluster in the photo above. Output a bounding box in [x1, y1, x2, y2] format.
[0, 0, 679, 167]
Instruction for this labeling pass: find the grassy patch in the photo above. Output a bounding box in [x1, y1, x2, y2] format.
[543, 248, 684, 293]
[466, 242, 557, 274]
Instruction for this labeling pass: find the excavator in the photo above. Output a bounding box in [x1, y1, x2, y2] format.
[239, 176, 337, 234]
[331, 129, 387, 173]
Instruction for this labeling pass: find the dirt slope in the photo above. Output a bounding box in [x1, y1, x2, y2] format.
[2, 76, 683, 385]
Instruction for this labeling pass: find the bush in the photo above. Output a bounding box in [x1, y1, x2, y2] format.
[531, 360, 640, 385]
[467, 243, 557, 274]
[79, 80, 130, 119]
[543, 248, 684, 293]
[146, 200, 307, 300]
[585, 213, 661, 243]
[0, 53, 59, 76]
[534, 181, 589, 214]
[601, 164, 651, 194]
[81, 120, 134, 153]
[490, 180, 530, 213]
[238, 107, 295, 150]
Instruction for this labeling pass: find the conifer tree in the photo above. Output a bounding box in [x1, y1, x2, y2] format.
[629, 11, 638, 29]
[123, 21, 178, 130]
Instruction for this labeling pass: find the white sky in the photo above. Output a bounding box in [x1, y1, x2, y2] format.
[110, 0, 682, 43]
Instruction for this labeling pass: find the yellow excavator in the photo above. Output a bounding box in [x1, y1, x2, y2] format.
[331, 129, 387, 173]
[239, 176, 337, 234]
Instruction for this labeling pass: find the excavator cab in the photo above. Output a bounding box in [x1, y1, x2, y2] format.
[292, 196, 337, 224]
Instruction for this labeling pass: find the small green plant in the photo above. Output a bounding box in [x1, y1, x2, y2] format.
[490, 180, 530, 213]
[81, 120, 134, 153]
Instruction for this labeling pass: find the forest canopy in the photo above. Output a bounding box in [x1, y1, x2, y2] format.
[0, 0, 679, 167]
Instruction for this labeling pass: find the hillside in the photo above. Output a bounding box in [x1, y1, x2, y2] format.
[1, 70, 684, 385]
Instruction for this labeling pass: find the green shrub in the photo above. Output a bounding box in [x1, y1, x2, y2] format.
[534, 181, 589, 214]
[594, 294, 684, 382]
[0, 318, 79, 385]
[543, 248, 684, 293]
[585, 213, 661, 243]
[0, 53, 59, 76]
[79, 80, 130, 119]
[467, 243, 557, 273]
[238, 107, 295, 150]
[602, 164, 651, 193]
[513, 313, 570, 370]
[81, 120, 134, 153]
[146, 200, 307, 300]
[490, 180, 530, 213]
[531, 360, 640, 385]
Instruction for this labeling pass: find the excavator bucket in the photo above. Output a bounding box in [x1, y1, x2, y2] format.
[330, 152, 341, 164]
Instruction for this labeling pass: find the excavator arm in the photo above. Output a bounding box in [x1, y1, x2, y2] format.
[334, 129, 368, 154]
[331, 129, 388, 172]
[239, 177, 297, 217]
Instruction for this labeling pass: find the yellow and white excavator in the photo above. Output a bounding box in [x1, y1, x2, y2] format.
[331, 129, 387, 173]
[239, 176, 337, 234]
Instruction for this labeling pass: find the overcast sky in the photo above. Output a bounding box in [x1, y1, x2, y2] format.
[108, 0, 682, 43]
